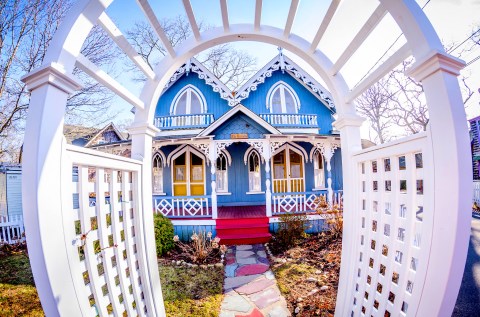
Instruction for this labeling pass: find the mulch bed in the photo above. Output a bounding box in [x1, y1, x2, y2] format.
[158, 243, 224, 266]
[268, 232, 342, 317]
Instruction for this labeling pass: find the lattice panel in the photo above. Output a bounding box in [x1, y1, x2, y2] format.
[69, 160, 147, 316]
[350, 134, 429, 317]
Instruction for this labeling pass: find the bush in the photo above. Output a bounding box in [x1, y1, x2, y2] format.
[173, 231, 227, 264]
[275, 212, 308, 250]
[154, 213, 175, 257]
[316, 196, 343, 238]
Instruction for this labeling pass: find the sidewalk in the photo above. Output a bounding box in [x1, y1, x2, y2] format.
[220, 244, 290, 317]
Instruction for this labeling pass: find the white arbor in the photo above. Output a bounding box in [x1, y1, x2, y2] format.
[21, 1, 471, 316]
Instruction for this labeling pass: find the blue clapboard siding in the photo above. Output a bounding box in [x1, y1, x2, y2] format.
[269, 218, 327, 234]
[241, 71, 335, 134]
[155, 74, 231, 119]
[173, 225, 217, 242]
[212, 113, 270, 140]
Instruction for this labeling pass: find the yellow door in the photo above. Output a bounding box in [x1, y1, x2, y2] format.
[172, 150, 205, 196]
[272, 147, 304, 193]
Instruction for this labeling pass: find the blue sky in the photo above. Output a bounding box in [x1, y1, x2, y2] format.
[102, 0, 480, 129]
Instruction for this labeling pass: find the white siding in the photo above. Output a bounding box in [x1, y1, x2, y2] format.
[6, 171, 22, 217]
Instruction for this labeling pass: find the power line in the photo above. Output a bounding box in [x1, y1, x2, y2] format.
[466, 55, 480, 67]
[447, 28, 480, 54]
[352, 0, 432, 88]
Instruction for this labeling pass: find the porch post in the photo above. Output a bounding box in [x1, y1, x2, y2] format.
[323, 143, 334, 205]
[209, 142, 218, 219]
[263, 141, 272, 217]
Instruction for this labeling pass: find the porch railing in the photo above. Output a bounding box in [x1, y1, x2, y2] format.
[0, 214, 25, 244]
[259, 113, 318, 128]
[154, 195, 211, 218]
[272, 190, 343, 215]
[273, 178, 304, 193]
[154, 113, 214, 130]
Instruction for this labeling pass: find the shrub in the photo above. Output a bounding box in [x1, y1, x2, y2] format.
[316, 195, 343, 238]
[275, 212, 308, 250]
[154, 213, 175, 257]
[173, 231, 227, 264]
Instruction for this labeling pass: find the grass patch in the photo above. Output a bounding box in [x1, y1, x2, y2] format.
[0, 253, 43, 316]
[159, 264, 224, 317]
[274, 262, 317, 295]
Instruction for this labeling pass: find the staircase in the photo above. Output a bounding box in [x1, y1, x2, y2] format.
[216, 217, 271, 245]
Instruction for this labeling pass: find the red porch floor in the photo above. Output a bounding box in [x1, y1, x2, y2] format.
[217, 205, 266, 219]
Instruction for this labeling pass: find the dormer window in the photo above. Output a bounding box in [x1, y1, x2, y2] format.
[266, 81, 300, 114]
[170, 85, 207, 115]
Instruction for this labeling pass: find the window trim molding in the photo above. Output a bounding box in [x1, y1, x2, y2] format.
[170, 146, 206, 196]
[247, 149, 262, 193]
[215, 151, 229, 193]
[152, 151, 166, 195]
[169, 84, 207, 115]
[265, 81, 301, 113]
[310, 147, 326, 190]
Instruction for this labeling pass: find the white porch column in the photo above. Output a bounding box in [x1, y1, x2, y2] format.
[22, 64, 85, 316]
[129, 122, 165, 317]
[263, 141, 273, 217]
[323, 143, 334, 205]
[209, 142, 218, 219]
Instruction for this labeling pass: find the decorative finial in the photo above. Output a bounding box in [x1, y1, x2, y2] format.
[278, 47, 285, 72]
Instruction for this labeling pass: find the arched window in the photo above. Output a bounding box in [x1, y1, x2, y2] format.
[170, 85, 206, 115]
[248, 150, 261, 192]
[216, 152, 228, 193]
[266, 82, 300, 114]
[152, 153, 164, 194]
[313, 150, 325, 189]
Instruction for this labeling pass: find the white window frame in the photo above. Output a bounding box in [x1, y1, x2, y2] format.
[169, 146, 206, 196]
[247, 150, 262, 193]
[152, 152, 166, 194]
[266, 81, 300, 114]
[170, 84, 207, 115]
[313, 150, 326, 190]
[215, 152, 228, 193]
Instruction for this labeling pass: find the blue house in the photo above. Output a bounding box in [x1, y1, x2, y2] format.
[142, 50, 343, 244]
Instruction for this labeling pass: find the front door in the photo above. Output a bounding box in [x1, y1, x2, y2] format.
[173, 150, 205, 196]
[272, 147, 304, 193]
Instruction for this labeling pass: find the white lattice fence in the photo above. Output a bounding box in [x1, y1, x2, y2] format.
[154, 196, 211, 217]
[64, 145, 153, 316]
[347, 133, 431, 316]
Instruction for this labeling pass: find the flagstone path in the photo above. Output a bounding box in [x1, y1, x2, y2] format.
[220, 244, 291, 317]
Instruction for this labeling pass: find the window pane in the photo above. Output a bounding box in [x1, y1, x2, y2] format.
[274, 165, 285, 178]
[271, 89, 282, 113]
[192, 166, 203, 181]
[249, 171, 261, 192]
[290, 151, 301, 163]
[190, 92, 202, 114]
[175, 92, 187, 114]
[175, 153, 185, 165]
[191, 153, 203, 165]
[273, 151, 284, 164]
[217, 154, 227, 171]
[291, 164, 301, 178]
[284, 89, 296, 113]
[175, 166, 185, 181]
[249, 152, 260, 172]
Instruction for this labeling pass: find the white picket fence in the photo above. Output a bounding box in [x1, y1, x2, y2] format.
[0, 214, 25, 244]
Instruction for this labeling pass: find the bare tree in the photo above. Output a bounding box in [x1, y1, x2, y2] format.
[127, 16, 257, 91]
[356, 78, 393, 144]
[0, 0, 119, 162]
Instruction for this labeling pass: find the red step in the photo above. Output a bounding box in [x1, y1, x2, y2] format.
[216, 216, 271, 245]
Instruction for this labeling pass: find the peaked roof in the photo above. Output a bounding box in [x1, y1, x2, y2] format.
[161, 52, 336, 111]
[235, 52, 335, 112]
[197, 104, 281, 137]
[64, 123, 126, 147]
[162, 57, 236, 106]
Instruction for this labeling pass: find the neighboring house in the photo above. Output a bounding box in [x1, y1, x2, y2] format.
[90, 50, 344, 244]
[0, 164, 22, 220]
[469, 116, 480, 180]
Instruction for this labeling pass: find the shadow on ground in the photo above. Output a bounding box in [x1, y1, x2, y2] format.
[452, 216, 480, 316]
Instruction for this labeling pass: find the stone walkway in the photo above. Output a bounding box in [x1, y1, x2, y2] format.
[220, 244, 290, 317]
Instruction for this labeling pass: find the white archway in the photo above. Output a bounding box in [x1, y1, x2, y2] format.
[21, 1, 471, 316]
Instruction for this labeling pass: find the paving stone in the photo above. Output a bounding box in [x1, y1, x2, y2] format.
[257, 257, 270, 265]
[220, 311, 236, 317]
[236, 264, 269, 276]
[226, 257, 236, 265]
[235, 308, 264, 317]
[236, 250, 256, 258]
[250, 288, 281, 309]
[224, 274, 262, 290]
[226, 264, 239, 277]
[237, 257, 257, 265]
[267, 305, 290, 317]
[265, 270, 275, 280]
[221, 294, 253, 313]
[256, 251, 267, 257]
[236, 245, 253, 251]
[235, 277, 275, 295]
